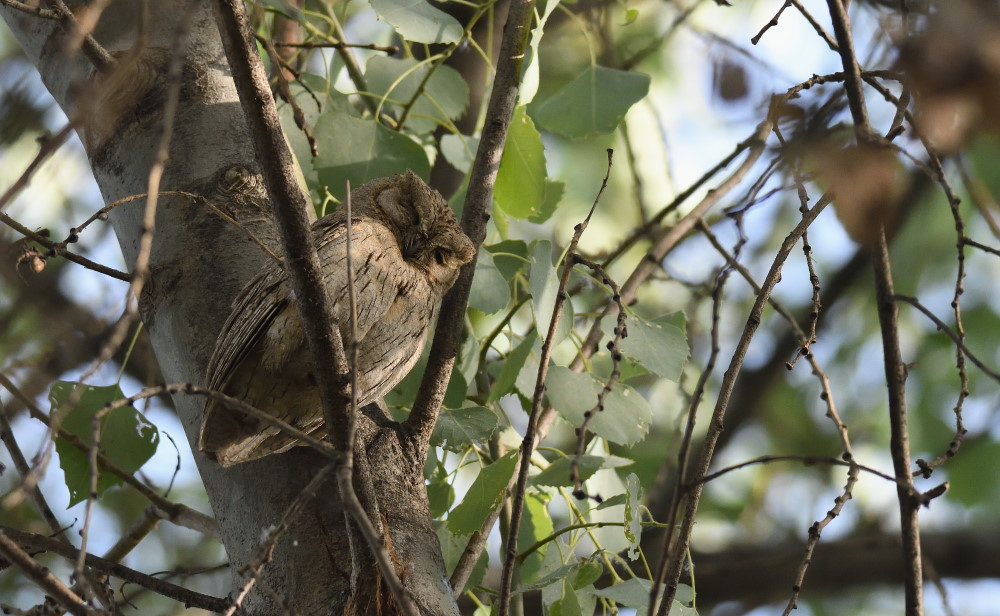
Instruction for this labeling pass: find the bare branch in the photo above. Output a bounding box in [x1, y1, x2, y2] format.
[0, 525, 229, 613]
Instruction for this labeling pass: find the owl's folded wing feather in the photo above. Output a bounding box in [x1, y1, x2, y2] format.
[204, 265, 288, 394]
[199, 215, 409, 465]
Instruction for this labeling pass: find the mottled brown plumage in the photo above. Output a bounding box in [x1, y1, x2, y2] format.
[200, 171, 474, 466]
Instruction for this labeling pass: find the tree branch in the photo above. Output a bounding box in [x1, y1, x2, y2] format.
[407, 0, 537, 450]
[0, 532, 98, 616]
[650, 198, 830, 616]
[0, 525, 229, 613]
[824, 0, 923, 612]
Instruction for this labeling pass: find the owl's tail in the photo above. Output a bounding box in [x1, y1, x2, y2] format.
[199, 402, 303, 467]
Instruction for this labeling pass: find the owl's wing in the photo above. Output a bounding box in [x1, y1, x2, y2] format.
[204, 263, 289, 394]
[313, 215, 408, 343]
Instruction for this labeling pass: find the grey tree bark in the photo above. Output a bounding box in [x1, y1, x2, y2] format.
[0, 2, 458, 614]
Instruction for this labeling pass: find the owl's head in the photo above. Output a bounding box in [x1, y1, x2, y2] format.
[374, 171, 475, 293]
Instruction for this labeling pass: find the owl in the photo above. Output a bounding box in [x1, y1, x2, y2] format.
[199, 171, 475, 467]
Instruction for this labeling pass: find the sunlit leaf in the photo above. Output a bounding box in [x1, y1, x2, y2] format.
[486, 239, 530, 281]
[369, 0, 463, 44]
[529, 241, 572, 343]
[624, 472, 643, 558]
[573, 560, 602, 588]
[314, 112, 429, 201]
[521, 0, 563, 105]
[495, 106, 547, 219]
[431, 406, 499, 452]
[447, 450, 519, 535]
[605, 312, 688, 381]
[488, 332, 538, 404]
[519, 490, 554, 583]
[530, 455, 605, 488]
[529, 179, 564, 224]
[546, 367, 652, 445]
[364, 56, 469, 134]
[592, 578, 695, 612]
[440, 133, 480, 173]
[533, 66, 650, 138]
[469, 249, 510, 314]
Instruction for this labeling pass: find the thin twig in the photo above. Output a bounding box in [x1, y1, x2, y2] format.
[273, 39, 398, 54]
[0, 209, 130, 281]
[0, 123, 74, 212]
[650, 197, 830, 616]
[751, 0, 792, 45]
[498, 150, 612, 616]
[825, 1, 923, 611]
[872, 228, 924, 615]
[0, 525, 229, 613]
[44, 0, 116, 72]
[0, 0, 60, 19]
[0, 531, 99, 616]
[894, 295, 1000, 383]
[0, 400, 65, 536]
[75, 10, 192, 593]
[650, 213, 741, 615]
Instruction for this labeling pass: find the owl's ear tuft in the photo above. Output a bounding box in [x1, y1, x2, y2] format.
[400, 169, 423, 192]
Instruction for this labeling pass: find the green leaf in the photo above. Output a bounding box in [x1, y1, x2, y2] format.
[486, 239, 530, 281]
[606, 312, 689, 381]
[314, 111, 429, 201]
[519, 490, 554, 583]
[591, 578, 651, 609]
[591, 578, 694, 612]
[532, 562, 580, 594]
[437, 523, 488, 588]
[545, 367, 652, 445]
[514, 335, 544, 399]
[427, 460, 455, 517]
[533, 66, 651, 138]
[595, 493, 627, 510]
[623, 8, 639, 25]
[440, 133, 480, 173]
[385, 352, 466, 409]
[529, 241, 571, 344]
[495, 106, 547, 219]
[624, 472, 643, 558]
[528, 179, 564, 224]
[369, 0, 463, 44]
[488, 333, 538, 404]
[530, 455, 605, 488]
[945, 438, 1000, 507]
[447, 450, 519, 535]
[573, 560, 603, 588]
[50, 382, 159, 507]
[364, 56, 469, 134]
[469, 249, 510, 315]
[431, 406, 499, 452]
[521, 0, 563, 105]
[551, 583, 583, 616]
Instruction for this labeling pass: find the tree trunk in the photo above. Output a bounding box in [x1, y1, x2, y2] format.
[0, 2, 457, 613]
